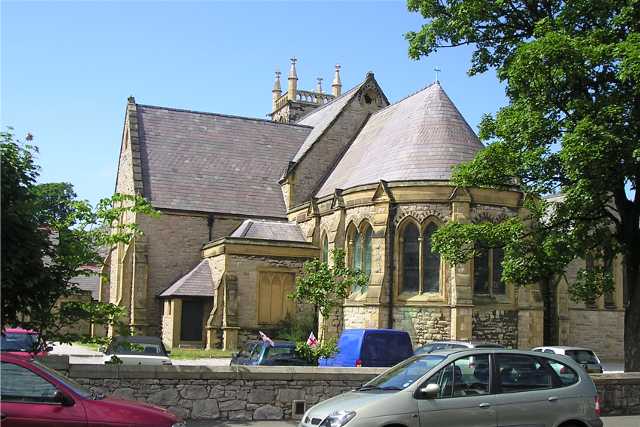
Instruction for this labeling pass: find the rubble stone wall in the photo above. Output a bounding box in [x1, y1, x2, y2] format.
[42, 357, 640, 419]
[392, 306, 450, 346]
[472, 309, 519, 348]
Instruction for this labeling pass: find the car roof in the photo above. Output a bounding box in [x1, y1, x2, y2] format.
[112, 336, 163, 345]
[419, 340, 503, 347]
[535, 346, 595, 352]
[2, 328, 37, 334]
[425, 348, 575, 358]
[245, 340, 296, 347]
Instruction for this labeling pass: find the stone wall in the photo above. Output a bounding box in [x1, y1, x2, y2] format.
[225, 254, 308, 331]
[566, 309, 625, 361]
[135, 214, 243, 335]
[472, 309, 518, 348]
[42, 357, 640, 419]
[392, 306, 450, 346]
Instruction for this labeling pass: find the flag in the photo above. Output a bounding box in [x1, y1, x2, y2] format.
[259, 331, 274, 347]
[306, 332, 318, 347]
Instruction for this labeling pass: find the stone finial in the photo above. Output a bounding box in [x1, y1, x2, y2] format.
[332, 64, 342, 97]
[316, 77, 323, 94]
[127, 95, 136, 104]
[288, 57, 298, 79]
[287, 57, 298, 101]
[272, 70, 282, 111]
[273, 70, 282, 92]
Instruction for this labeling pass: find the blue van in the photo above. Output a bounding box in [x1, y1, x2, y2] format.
[320, 329, 413, 367]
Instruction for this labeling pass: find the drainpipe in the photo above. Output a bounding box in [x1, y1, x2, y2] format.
[388, 203, 397, 329]
[207, 214, 214, 242]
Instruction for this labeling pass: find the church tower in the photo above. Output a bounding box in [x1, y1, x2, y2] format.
[270, 58, 339, 123]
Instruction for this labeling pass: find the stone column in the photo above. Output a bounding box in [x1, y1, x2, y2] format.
[222, 274, 240, 351]
[449, 189, 474, 340]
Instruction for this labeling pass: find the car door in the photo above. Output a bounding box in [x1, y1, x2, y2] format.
[492, 353, 563, 427]
[417, 354, 497, 427]
[0, 361, 86, 426]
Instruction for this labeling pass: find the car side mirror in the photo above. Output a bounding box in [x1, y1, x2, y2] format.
[46, 346, 54, 352]
[54, 390, 74, 406]
[419, 383, 440, 399]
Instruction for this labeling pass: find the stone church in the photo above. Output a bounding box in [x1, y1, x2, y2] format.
[101, 59, 624, 360]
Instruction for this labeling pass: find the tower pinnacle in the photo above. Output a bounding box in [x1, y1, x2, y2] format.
[332, 64, 342, 97]
[287, 57, 298, 101]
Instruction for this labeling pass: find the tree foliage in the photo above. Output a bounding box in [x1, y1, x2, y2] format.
[1, 129, 158, 352]
[406, 0, 639, 369]
[290, 249, 368, 341]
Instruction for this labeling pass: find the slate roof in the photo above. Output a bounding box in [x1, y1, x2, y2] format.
[136, 105, 312, 218]
[159, 259, 218, 298]
[230, 219, 306, 242]
[69, 266, 101, 300]
[316, 83, 484, 197]
[291, 82, 364, 163]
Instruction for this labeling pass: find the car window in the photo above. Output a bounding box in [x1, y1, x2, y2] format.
[362, 333, 411, 361]
[424, 354, 490, 398]
[546, 360, 579, 386]
[31, 359, 92, 398]
[0, 362, 58, 403]
[111, 342, 165, 356]
[237, 342, 258, 358]
[447, 344, 468, 349]
[0, 333, 38, 352]
[415, 344, 435, 354]
[496, 354, 553, 393]
[264, 346, 296, 360]
[565, 350, 598, 364]
[249, 345, 263, 362]
[543, 349, 555, 354]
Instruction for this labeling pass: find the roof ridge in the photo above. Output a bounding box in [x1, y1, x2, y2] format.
[370, 82, 438, 117]
[137, 103, 313, 129]
[296, 80, 364, 122]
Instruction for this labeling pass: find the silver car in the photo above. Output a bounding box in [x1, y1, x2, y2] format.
[415, 340, 504, 354]
[532, 346, 604, 374]
[301, 349, 602, 427]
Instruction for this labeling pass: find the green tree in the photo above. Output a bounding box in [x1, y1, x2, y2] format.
[290, 249, 368, 340]
[406, 0, 639, 370]
[1, 129, 158, 352]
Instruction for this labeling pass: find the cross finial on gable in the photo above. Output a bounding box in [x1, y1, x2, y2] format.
[434, 66, 442, 83]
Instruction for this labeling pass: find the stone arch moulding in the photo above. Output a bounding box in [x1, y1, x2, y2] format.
[393, 203, 450, 227]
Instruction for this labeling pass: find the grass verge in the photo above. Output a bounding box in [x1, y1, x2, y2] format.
[168, 348, 234, 359]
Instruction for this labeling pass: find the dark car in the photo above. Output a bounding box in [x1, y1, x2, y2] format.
[0, 328, 52, 357]
[231, 340, 309, 366]
[319, 329, 414, 367]
[0, 353, 183, 426]
[415, 340, 504, 355]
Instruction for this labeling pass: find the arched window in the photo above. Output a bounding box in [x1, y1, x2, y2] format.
[363, 226, 372, 278]
[401, 223, 420, 293]
[423, 223, 440, 292]
[474, 244, 505, 296]
[353, 229, 362, 271]
[321, 234, 329, 263]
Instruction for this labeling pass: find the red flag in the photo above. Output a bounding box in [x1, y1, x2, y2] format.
[306, 332, 318, 347]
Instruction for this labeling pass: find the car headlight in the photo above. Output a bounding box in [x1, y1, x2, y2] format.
[320, 411, 356, 427]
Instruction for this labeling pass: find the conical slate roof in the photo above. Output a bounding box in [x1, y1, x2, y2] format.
[316, 83, 483, 197]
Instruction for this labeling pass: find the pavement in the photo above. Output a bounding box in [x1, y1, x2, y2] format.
[184, 417, 640, 427]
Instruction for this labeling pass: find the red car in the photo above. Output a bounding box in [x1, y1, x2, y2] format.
[0, 354, 183, 426]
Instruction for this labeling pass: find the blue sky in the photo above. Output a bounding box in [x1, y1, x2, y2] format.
[1, 1, 506, 206]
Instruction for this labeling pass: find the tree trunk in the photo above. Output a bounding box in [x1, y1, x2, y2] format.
[624, 250, 640, 372]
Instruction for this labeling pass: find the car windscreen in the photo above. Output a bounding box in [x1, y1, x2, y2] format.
[361, 355, 445, 390]
[0, 333, 38, 352]
[264, 346, 296, 360]
[108, 341, 167, 356]
[565, 350, 599, 364]
[32, 359, 93, 399]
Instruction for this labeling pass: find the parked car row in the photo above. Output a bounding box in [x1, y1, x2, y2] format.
[1, 328, 605, 427]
